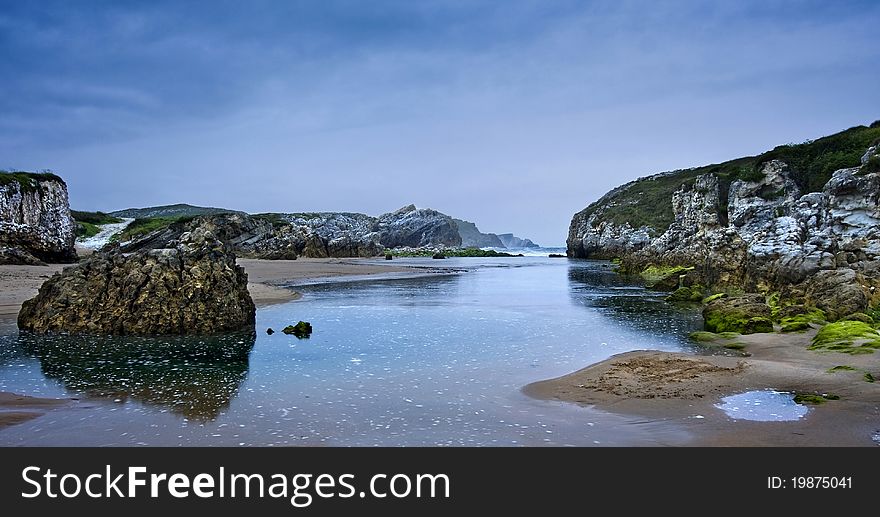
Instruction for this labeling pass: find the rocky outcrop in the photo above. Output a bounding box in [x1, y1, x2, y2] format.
[702, 295, 773, 334]
[567, 126, 880, 320]
[0, 172, 76, 263]
[18, 228, 255, 335]
[453, 218, 504, 248]
[376, 205, 460, 248]
[497, 233, 539, 248]
[119, 205, 462, 258]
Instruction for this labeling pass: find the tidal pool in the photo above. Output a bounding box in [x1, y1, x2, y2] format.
[715, 390, 809, 422]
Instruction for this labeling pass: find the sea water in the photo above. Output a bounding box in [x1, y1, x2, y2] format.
[0, 257, 703, 446]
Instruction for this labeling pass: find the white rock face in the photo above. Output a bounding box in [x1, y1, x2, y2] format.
[0, 174, 76, 262]
[567, 143, 880, 290]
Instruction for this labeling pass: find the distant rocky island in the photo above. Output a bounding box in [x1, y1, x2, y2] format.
[568, 121, 880, 335]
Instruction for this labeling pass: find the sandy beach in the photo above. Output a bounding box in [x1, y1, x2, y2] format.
[0, 392, 73, 430]
[0, 257, 457, 317]
[525, 330, 880, 446]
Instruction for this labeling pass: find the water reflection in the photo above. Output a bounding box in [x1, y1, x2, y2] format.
[19, 330, 255, 420]
[567, 261, 702, 335]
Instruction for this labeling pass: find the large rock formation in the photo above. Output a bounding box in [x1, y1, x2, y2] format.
[454, 218, 505, 248]
[0, 172, 76, 263]
[376, 205, 461, 248]
[119, 205, 461, 258]
[567, 122, 880, 319]
[18, 228, 255, 335]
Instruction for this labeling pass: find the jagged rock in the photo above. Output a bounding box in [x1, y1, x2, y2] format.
[703, 295, 773, 334]
[0, 172, 76, 262]
[376, 205, 461, 248]
[0, 246, 46, 265]
[117, 204, 469, 259]
[453, 218, 504, 248]
[802, 269, 869, 321]
[567, 136, 880, 299]
[18, 229, 255, 335]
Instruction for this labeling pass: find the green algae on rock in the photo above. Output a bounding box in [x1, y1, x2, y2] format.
[809, 321, 880, 354]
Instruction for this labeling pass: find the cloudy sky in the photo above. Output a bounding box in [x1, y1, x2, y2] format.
[2, 1, 878, 245]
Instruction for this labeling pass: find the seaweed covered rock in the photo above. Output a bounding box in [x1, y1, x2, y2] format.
[18, 228, 255, 335]
[702, 294, 773, 334]
[282, 321, 312, 338]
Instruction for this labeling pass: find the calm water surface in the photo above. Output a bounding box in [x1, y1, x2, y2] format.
[0, 258, 703, 446]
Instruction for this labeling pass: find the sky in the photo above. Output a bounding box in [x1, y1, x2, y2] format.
[2, 1, 879, 245]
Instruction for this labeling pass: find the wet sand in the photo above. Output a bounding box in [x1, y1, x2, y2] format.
[525, 330, 880, 446]
[0, 392, 72, 430]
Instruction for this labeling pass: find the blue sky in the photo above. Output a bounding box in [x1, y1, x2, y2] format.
[2, 0, 879, 245]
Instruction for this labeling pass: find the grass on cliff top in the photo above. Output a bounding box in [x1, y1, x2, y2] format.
[71, 210, 122, 226]
[809, 321, 880, 355]
[75, 221, 101, 239]
[112, 216, 193, 243]
[0, 171, 65, 192]
[578, 122, 880, 234]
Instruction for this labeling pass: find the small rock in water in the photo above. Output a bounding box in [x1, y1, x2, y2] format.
[266, 328, 275, 335]
[548, 254, 565, 258]
[282, 321, 312, 338]
[432, 252, 446, 259]
[385, 253, 393, 260]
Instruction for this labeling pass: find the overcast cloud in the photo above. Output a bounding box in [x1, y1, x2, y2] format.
[2, 0, 878, 244]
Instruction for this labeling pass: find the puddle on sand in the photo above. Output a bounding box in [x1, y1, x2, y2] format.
[715, 390, 808, 422]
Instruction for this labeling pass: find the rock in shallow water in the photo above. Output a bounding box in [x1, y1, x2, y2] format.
[17, 228, 255, 335]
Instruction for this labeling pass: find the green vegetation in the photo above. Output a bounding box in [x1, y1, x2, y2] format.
[809, 321, 880, 354]
[862, 154, 880, 175]
[665, 285, 704, 303]
[282, 321, 312, 339]
[112, 216, 193, 242]
[842, 312, 874, 325]
[0, 171, 64, 193]
[71, 210, 122, 225]
[827, 365, 856, 373]
[701, 293, 727, 304]
[723, 343, 746, 350]
[578, 123, 880, 234]
[794, 393, 839, 405]
[253, 213, 290, 229]
[688, 331, 740, 342]
[780, 308, 826, 328]
[75, 221, 101, 238]
[639, 264, 693, 289]
[864, 372, 875, 383]
[704, 311, 774, 335]
[390, 248, 521, 258]
[780, 321, 811, 333]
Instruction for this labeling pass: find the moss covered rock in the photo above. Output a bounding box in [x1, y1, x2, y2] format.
[666, 285, 704, 303]
[282, 321, 312, 338]
[639, 264, 694, 291]
[809, 321, 880, 354]
[780, 321, 811, 333]
[702, 294, 773, 334]
[842, 312, 874, 324]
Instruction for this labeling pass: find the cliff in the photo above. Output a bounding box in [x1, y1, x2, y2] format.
[0, 172, 76, 263]
[453, 218, 504, 248]
[567, 121, 880, 318]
